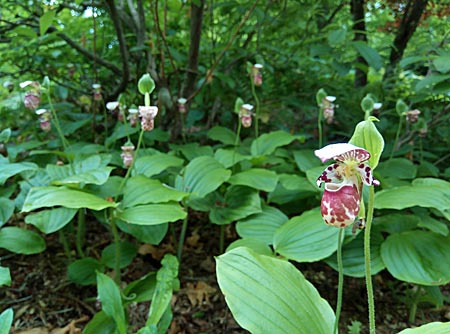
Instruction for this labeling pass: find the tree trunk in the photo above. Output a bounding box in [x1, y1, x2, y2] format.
[351, 0, 368, 88]
[384, 0, 429, 79]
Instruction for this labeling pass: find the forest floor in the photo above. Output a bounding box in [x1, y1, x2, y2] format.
[1, 214, 449, 334]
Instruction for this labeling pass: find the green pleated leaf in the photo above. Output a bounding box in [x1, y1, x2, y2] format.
[417, 214, 449, 236]
[279, 174, 318, 192]
[171, 143, 214, 161]
[381, 231, 450, 286]
[207, 126, 238, 145]
[22, 186, 117, 212]
[397, 322, 450, 334]
[97, 272, 127, 334]
[349, 118, 384, 169]
[226, 238, 273, 256]
[147, 254, 179, 326]
[251, 131, 300, 156]
[377, 158, 417, 179]
[273, 208, 339, 262]
[373, 213, 420, 234]
[293, 149, 321, 172]
[0, 308, 13, 334]
[122, 176, 188, 208]
[123, 272, 157, 303]
[134, 153, 184, 178]
[0, 198, 14, 228]
[25, 207, 77, 234]
[0, 266, 11, 287]
[84, 311, 116, 334]
[116, 221, 168, 245]
[117, 203, 186, 225]
[325, 229, 385, 277]
[68, 257, 105, 286]
[236, 205, 288, 244]
[214, 148, 250, 168]
[40, 10, 56, 35]
[216, 247, 335, 334]
[101, 241, 138, 269]
[0, 162, 38, 184]
[374, 182, 450, 220]
[175, 156, 231, 198]
[52, 167, 114, 186]
[353, 41, 383, 70]
[228, 168, 279, 192]
[209, 186, 262, 225]
[0, 227, 46, 254]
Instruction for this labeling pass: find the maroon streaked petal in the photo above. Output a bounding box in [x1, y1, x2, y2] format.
[316, 163, 343, 187]
[356, 162, 380, 186]
[321, 183, 361, 228]
[315, 143, 366, 163]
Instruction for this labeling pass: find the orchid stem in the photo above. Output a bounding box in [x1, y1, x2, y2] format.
[250, 76, 260, 140]
[177, 211, 188, 262]
[334, 228, 344, 334]
[390, 116, 403, 160]
[318, 111, 323, 148]
[364, 186, 376, 334]
[76, 208, 86, 258]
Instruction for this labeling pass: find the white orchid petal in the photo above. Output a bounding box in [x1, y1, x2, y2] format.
[20, 81, 33, 88]
[106, 101, 119, 110]
[315, 143, 365, 163]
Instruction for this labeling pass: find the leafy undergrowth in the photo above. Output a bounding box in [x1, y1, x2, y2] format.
[1, 214, 449, 334]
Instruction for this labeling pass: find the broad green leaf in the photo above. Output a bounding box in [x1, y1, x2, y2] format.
[84, 311, 116, 334]
[353, 41, 383, 70]
[52, 167, 114, 186]
[377, 158, 417, 179]
[216, 247, 335, 334]
[22, 186, 117, 212]
[228, 168, 279, 192]
[0, 128, 11, 143]
[105, 123, 139, 146]
[274, 208, 339, 262]
[101, 241, 138, 269]
[116, 221, 168, 245]
[0, 227, 46, 254]
[327, 28, 346, 46]
[207, 126, 238, 145]
[325, 229, 385, 277]
[117, 204, 186, 225]
[25, 207, 77, 234]
[236, 205, 288, 244]
[0, 308, 13, 334]
[171, 143, 214, 161]
[293, 149, 321, 172]
[147, 255, 179, 326]
[433, 56, 450, 73]
[214, 148, 250, 168]
[0, 198, 14, 228]
[0, 266, 11, 287]
[209, 186, 262, 225]
[175, 156, 231, 198]
[279, 174, 318, 192]
[349, 118, 384, 169]
[374, 183, 450, 221]
[0, 162, 38, 184]
[398, 322, 450, 334]
[40, 10, 56, 36]
[399, 55, 429, 68]
[122, 176, 188, 208]
[381, 231, 450, 285]
[417, 214, 449, 236]
[373, 213, 420, 234]
[123, 273, 157, 303]
[97, 272, 127, 334]
[226, 238, 273, 256]
[134, 153, 184, 178]
[415, 73, 450, 91]
[251, 131, 300, 156]
[68, 257, 104, 286]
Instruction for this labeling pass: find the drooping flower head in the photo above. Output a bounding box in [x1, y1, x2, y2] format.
[36, 108, 52, 132]
[321, 96, 336, 124]
[92, 83, 102, 101]
[251, 63, 263, 87]
[121, 143, 135, 168]
[405, 109, 420, 123]
[239, 104, 254, 128]
[138, 105, 158, 131]
[127, 108, 139, 127]
[177, 98, 187, 114]
[21, 81, 41, 110]
[315, 143, 379, 228]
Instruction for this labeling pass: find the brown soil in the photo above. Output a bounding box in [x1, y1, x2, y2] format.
[1, 218, 449, 334]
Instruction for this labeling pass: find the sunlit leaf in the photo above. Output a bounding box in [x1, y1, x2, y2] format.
[117, 203, 186, 225]
[228, 168, 279, 192]
[25, 207, 77, 234]
[0, 227, 45, 254]
[97, 272, 127, 334]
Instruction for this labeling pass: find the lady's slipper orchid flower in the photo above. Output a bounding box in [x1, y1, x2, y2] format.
[177, 98, 187, 113]
[36, 108, 51, 132]
[239, 104, 254, 128]
[138, 106, 158, 131]
[251, 64, 263, 86]
[315, 143, 380, 228]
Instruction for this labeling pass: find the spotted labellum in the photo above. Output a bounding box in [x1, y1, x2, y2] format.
[315, 143, 380, 228]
